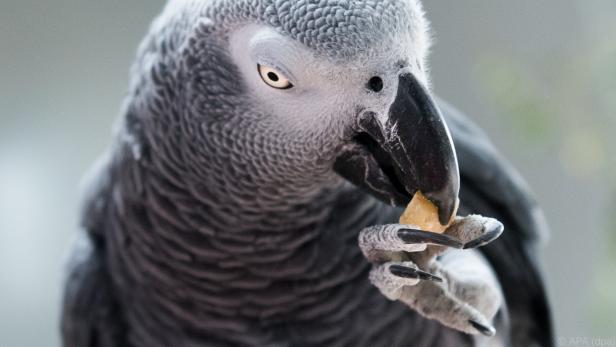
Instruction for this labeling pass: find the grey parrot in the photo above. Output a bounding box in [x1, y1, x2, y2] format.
[62, 0, 553, 346]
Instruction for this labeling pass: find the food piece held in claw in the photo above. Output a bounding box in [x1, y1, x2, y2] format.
[399, 191, 459, 234]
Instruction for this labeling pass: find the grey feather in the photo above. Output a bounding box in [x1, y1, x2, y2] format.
[61, 1, 552, 346]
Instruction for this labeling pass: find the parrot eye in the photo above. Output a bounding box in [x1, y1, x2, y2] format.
[258, 64, 293, 90]
[367, 76, 384, 92]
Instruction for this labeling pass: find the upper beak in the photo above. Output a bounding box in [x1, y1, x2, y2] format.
[334, 73, 460, 224]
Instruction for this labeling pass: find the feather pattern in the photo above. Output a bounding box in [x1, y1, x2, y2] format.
[62, 1, 551, 346]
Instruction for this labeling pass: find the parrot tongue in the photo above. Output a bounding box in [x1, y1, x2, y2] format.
[334, 73, 460, 225]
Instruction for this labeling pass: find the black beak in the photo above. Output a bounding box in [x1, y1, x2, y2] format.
[334, 73, 460, 224]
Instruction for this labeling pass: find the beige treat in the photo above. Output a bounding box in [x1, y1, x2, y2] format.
[399, 191, 459, 234]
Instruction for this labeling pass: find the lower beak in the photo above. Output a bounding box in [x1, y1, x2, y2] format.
[334, 73, 460, 224]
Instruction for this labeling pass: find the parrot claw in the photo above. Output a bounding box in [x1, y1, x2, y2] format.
[358, 224, 465, 263]
[389, 264, 443, 282]
[469, 319, 496, 337]
[358, 214, 504, 337]
[398, 228, 463, 248]
[463, 220, 504, 249]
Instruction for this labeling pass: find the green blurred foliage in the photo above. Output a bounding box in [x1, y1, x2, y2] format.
[476, 21, 616, 334]
[478, 56, 557, 146]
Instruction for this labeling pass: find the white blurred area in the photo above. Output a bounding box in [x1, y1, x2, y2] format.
[0, 1, 614, 346]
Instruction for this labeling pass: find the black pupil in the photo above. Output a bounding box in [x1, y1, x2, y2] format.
[368, 76, 384, 92]
[267, 72, 279, 82]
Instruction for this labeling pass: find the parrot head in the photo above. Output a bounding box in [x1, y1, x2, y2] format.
[134, 0, 459, 223]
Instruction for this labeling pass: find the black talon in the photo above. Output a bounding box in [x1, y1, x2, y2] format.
[463, 222, 504, 249]
[397, 229, 464, 248]
[389, 265, 443, 282]
[469, 319, 496, 337]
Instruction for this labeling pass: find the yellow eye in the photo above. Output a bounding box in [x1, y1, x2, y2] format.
[258, 64, 293, 89]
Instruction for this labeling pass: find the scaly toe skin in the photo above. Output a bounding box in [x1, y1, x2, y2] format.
[359, 224, 466, 262]
[397, 276, 499, 337]
[406, 216, 505, 266]
[358, 218, 504, 338]
[463, 219, 504, 249]
[396, 249, 503, 337]
[359, 225, 427, 260]
[445, 215, 503, 247]
[369, 262, 426, 300]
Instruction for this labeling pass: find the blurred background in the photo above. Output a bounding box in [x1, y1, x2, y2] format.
[0, 1, 614, 345]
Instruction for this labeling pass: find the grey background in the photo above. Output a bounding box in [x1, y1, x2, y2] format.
[1, 1, 614, 346]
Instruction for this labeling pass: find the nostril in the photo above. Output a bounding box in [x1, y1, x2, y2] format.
[367, 76, 384, 93]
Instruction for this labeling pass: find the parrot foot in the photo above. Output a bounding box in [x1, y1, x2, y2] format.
[358, 215, 504, 337]
[367, 261, 441, 301]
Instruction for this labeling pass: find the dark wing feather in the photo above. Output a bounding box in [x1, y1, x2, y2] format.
[62, 152, 127, 347]
[438, 98, 554, 347]
[61, 233, 127, 347]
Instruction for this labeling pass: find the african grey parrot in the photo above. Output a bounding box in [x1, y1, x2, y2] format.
[61, 0, 553, 346]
